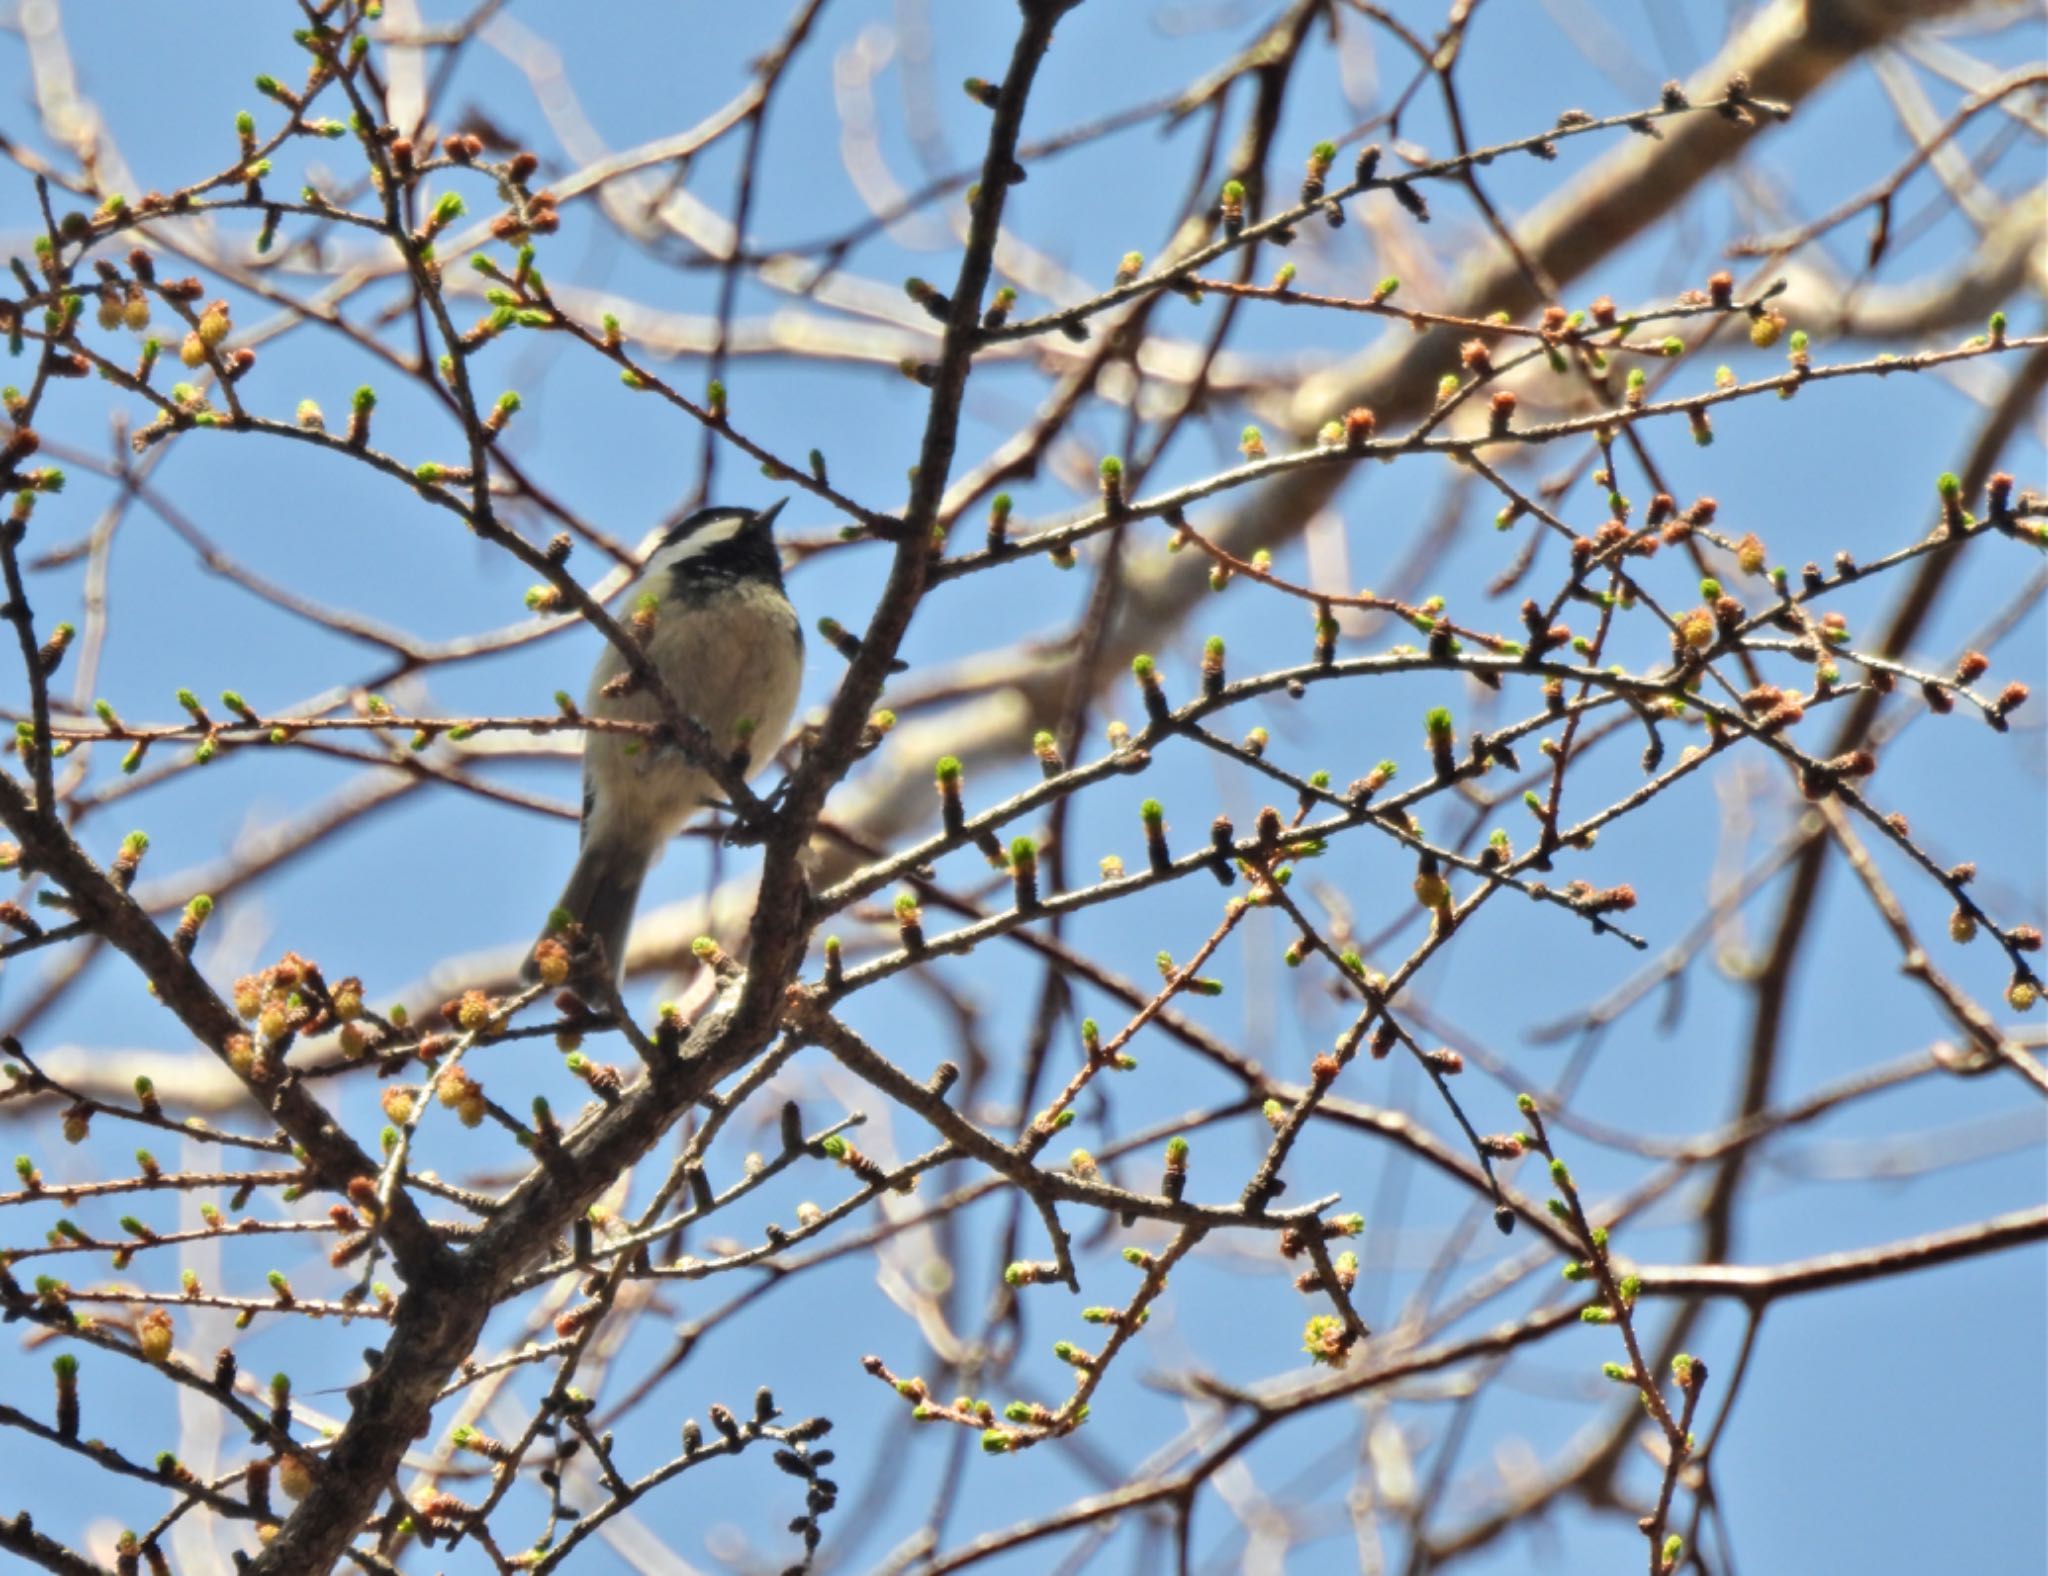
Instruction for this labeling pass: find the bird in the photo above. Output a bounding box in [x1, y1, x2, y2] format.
[526, 498, 803, 983]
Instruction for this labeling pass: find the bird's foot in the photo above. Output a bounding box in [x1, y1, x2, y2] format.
[717, 774, 792, 846]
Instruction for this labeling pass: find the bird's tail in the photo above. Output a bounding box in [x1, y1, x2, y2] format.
[523, 837, 649, 983]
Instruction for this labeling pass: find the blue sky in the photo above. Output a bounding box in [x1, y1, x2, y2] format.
[1, 3, 2042, 1572]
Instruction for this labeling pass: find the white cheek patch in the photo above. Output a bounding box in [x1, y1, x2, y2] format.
[685, 516, 746, 552]
[646, 515, 746, 576]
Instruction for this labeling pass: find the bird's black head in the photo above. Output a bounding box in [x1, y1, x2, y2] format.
[652, 498, 788, 594]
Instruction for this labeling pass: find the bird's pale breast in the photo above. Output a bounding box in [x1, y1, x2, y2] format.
[581, 581, 802, 853]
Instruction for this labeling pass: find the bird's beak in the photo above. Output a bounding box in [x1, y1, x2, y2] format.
[750, 497, 788, 536]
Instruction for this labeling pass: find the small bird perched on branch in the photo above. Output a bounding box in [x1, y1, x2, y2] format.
[528, 498, 803, 982]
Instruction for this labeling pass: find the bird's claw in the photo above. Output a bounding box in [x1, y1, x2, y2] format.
[717, 775, 792, 846]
